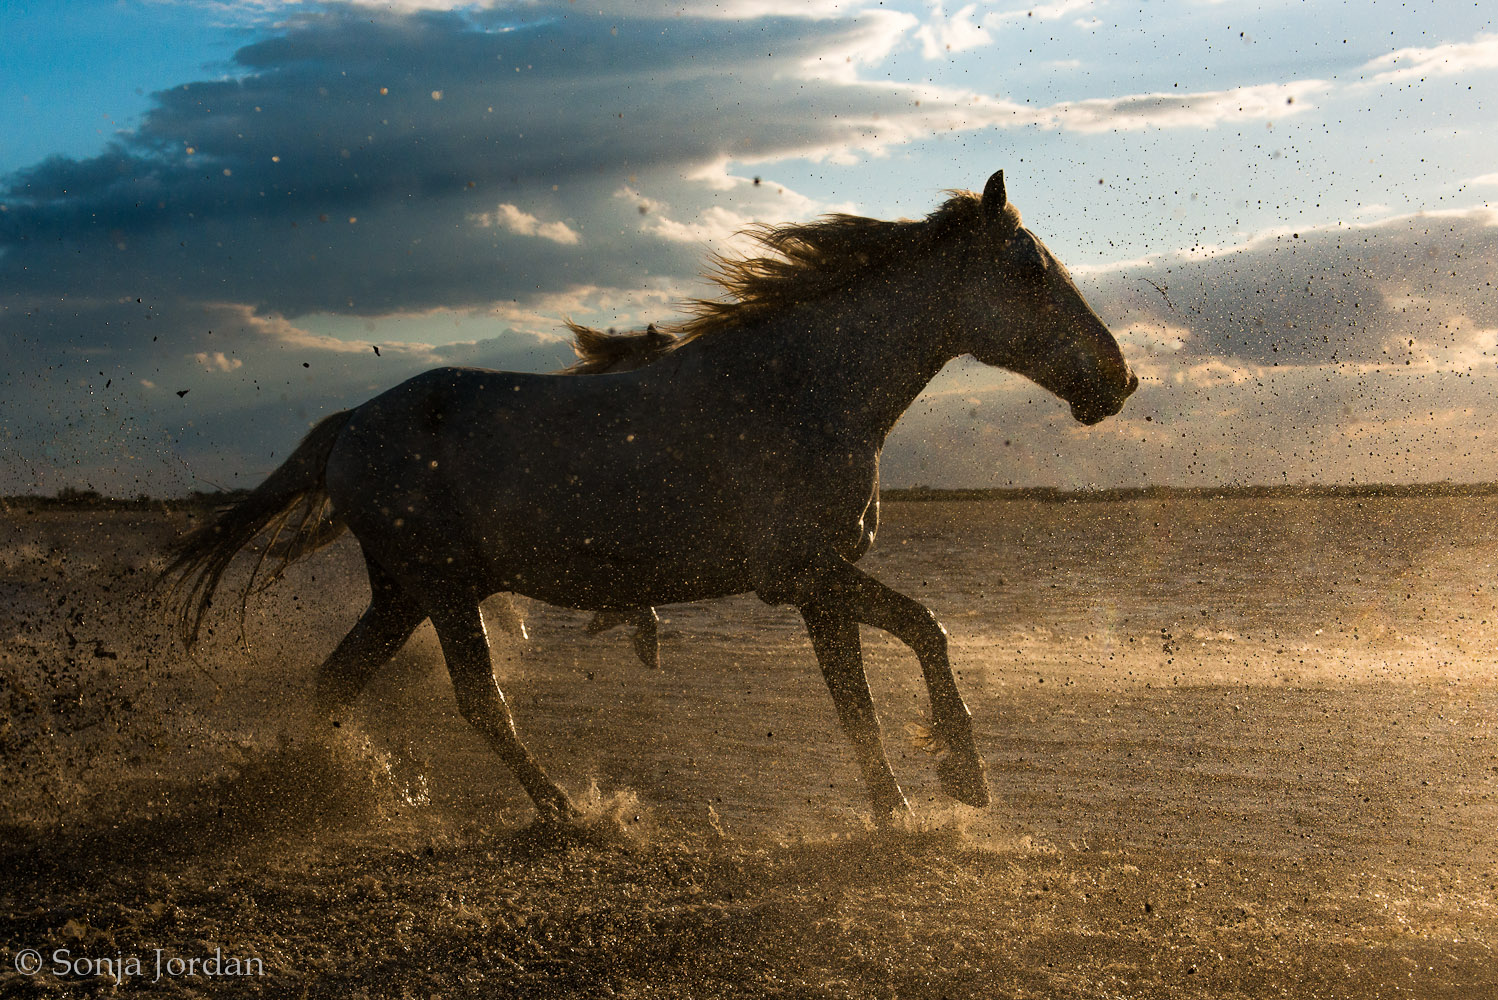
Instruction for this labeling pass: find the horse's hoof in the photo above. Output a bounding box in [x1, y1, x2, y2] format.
[937, 749, 990, 808]
[632, 631, 661, 670]
[868, 787, 913, 826]
[532, 790, 583, 827]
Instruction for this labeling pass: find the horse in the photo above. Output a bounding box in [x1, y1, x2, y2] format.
[165, 170, 1137, 823]
[257, 323, 677, 667]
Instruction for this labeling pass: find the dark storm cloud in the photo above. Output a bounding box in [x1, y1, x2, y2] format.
[0, 5, 923, 315]
[0, 2, 938, 492]
[0, 291, 578, 494]
[1093, 209, 1498, 368]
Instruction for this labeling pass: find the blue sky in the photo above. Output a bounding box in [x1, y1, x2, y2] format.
[2, 0, 1496, 494]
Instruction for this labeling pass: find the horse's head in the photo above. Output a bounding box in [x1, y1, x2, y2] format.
[957, 171, 1137, 425]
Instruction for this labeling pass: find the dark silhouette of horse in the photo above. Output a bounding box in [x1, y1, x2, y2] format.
[166, 171, 1137, 823]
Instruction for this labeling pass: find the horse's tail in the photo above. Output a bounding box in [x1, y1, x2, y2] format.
[162, 409, 354, 650]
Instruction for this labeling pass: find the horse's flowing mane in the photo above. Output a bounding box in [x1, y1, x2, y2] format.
[561, 323, 678, 374]
[567, 188, 1022, 371]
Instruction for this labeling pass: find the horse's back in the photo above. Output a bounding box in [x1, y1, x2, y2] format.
[321, 365, 757, 603]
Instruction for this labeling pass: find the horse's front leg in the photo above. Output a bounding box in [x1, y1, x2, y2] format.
[799, 599, 911, 822]
[628, 607, 660, 670]
[585, 607, 661, 669]
[819, 559, 989, 808]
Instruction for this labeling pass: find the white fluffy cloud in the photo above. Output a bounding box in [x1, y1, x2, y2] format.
[471, 203, 580, 245]
[914, 3, 992, 59]
[1360, 32, 1498, 84]
[1039, 80, 1324, 133]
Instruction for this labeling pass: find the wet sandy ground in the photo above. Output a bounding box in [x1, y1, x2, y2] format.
[1, 497, 1495, 997]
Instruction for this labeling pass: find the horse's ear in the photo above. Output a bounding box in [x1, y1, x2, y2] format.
[980, 170, 1007, 223]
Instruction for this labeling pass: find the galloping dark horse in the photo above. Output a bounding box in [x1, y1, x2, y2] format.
[259, 323, 676, 668]
[167, 171, 1136, 822]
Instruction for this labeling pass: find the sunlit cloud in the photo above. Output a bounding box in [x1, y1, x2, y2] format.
[983, 0, 1098, 25]
[1086, 204, 1498, 376]
[470, 203, 581, 245]
[194, 351, 243, 373]
[1114, 321, 1191, 358]
[1039, 79, 1323, 133]
[799, 8, 919, 80]
[1359, 32, 1498, 84]
[914, 3, 992, 60]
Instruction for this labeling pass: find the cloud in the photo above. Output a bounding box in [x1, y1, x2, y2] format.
[1039, 79, 1324, 132]
[619, 172, 847, 251]
[0, 292, 582, 494]
[333, 0, 867, 16]
[981, 0, 1099, 28]
[1359, 32, 1498, 85]
[0, 4, 1343, 312]
[881, 353, 1498, 490]
[471, 203, 580, 244]
[0, 6, 986, 321]
[1087, 207, 1498, 370]
[195, 351, 244, 372]
[797, 7, 918, 80]
[0, 3, 1349, 325]
[6, 4, 1496, 495]
[914, 3, 992, 60]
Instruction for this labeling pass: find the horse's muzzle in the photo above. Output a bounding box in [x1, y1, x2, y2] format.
[1070, 371, 1139, 425]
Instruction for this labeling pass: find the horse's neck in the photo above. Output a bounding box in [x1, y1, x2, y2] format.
[739, 278, 955, 447]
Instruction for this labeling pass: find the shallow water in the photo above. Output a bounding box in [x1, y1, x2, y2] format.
[1, 497, 1495, 996]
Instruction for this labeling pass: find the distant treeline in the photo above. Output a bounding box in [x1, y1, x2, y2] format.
[881, 482, 1498, 503]
[1, 487, 254, 513]
[6, 482, 1498, 513]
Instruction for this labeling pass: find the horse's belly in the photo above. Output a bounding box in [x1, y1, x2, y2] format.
[494, 542, 755, 610]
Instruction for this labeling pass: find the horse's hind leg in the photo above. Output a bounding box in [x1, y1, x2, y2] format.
[800, 600, 911, 822]
[428, 599, 576, 821]
[315, 555, 427, 720]
[811, 558, 989, 809]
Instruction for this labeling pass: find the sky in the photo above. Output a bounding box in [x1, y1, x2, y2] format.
[1, 0, 1496, 496]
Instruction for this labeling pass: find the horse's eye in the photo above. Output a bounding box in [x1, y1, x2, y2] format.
[1021, 238, 1047, 271]
[1005, 235, 1046, 282]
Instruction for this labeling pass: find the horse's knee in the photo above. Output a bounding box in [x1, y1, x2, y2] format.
[911, 608, 949, 661]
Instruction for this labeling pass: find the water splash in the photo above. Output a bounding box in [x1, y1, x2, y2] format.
[197, 723, 431, 838]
